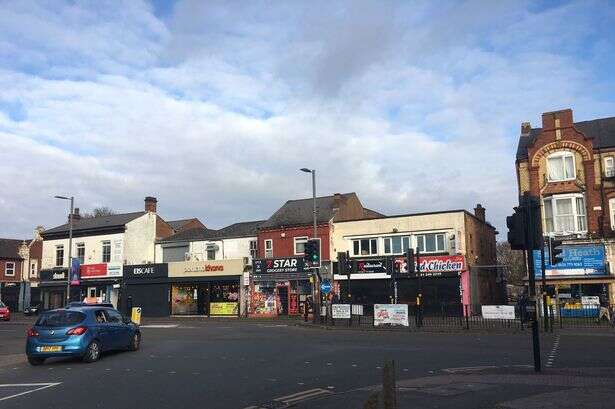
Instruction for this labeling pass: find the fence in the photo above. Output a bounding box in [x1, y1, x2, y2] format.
[311, 302, 615, 332]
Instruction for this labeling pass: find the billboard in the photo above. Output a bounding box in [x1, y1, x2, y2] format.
[374, 304, 409, 327]
[533, 244, 606, 276]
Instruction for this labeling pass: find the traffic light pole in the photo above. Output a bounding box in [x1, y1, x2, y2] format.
[416, 248, 423, 327]
[523, 199, 542, 373]
[541, 237, 549, 332]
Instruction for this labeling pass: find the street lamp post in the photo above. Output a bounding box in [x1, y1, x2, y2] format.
[55, 195, 74, 306]
[300, 168, 319, 322]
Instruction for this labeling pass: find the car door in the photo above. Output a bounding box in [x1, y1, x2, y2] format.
[92, 309, 113, 351]
[104, 309, 128, 349]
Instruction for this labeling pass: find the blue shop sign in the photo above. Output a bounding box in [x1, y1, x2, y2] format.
[533, 244, 606, 277]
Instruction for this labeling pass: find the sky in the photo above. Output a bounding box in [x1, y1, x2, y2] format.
[1, 0, 614, 239]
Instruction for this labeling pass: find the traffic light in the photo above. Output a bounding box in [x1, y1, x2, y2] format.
[337, 252, 351, 274]
[548, 237, 564, 265]
[406, 248, 415, 275]
[507, 208, 525, 250]
[304, 239, 320, 267]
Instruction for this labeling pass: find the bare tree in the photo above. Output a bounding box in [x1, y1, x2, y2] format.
[82, 207, 116, 218]
[496, 241, 526, 285]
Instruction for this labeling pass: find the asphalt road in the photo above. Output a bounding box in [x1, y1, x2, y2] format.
[0, 320, 613, 408]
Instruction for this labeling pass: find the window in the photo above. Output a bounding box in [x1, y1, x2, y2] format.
[547, 151, 575, 181]
[104, 310, 122, 324]
[294, 236, 308, 255]
[5, 262, 15, 276]
[76, 243, 85, 264]
[30, 261, 37, 278]
[207, 249, 216, 260]
[264, 239, 273, 258]
[543, 194, 587, 233]
[163, 245, 189, 262]
[249, 240, 258, 259]
[609, 198, 615, 230]
[352, 238, 377, 256]
[606, 157, 615, 177]
[383, 236, 411, 254]
[55, 245, 64, 267]
[416, 233, 446, 253]
[102, 241, 111, 263]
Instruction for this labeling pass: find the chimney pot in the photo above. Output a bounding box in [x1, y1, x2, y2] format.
[521, 122, 531, 135]
[145, 196, 158, 213]
[69, 207, 81, 222]
[474, 203, 486, 222]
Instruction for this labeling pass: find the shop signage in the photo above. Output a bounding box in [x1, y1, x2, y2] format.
[481, 305, 515, 320]
[253, 257, 306, 274]
[107, 263, 122, 277]
[124, 263, 168, 280]
[415, 255, 465, 273]
[332, 304, 351, 319]
[581, 296, 600, 306]
[374, 304, 409, 327]
[81, 264, 107, 278]
[210, 302, 238, 316]
[168, 260, 244, 278]
[533, 244, 606, 276]
[356, 259, 387, 273]
[40, 269, 68, 282]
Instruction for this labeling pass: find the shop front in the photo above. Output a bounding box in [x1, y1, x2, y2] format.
[333, 255, 468, 314]
[39, 268, 69, 310]
[0, 282, 21, 311]
[123, 263, 169, 317]
[77, 263, 123, 308]
[250, 257, 312, 317]
[168, 260, 245, 317]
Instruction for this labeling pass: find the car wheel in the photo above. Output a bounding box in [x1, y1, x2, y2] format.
[83, 340, 102, 363]
[28, 357, 45, 366]
[129, 333, 141, 351]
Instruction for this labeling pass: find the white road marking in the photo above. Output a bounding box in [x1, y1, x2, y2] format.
[546, 334, 561, 368]
[140, 324, 179, 329]
[274, 388, 334, 404]
[0, 383, 61, 402]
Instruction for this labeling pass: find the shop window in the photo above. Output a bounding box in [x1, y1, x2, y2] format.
[547, 151, 575, 182]
[56, 245, 64, 267]
[352, 238, 377, 256]
[383, 236, 411, 254]
[543, 194, 586, 234]
[76, 243, 85, 264]
[101, 241, 111, 263]
[605, 157, 615, 177]
[416, 233, 446, 253]
[171, 285, 199, 315]
[265, 239, 273, 258]
[294, 236, 308, 255]
[5, 262, 15, 276]
[249, 240, 258, 259]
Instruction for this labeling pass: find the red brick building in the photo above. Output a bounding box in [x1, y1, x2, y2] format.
[0, 239, 25, 311]
[515, 108, 615, 303]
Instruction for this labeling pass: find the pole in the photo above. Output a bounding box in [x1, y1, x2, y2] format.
[523, 197, 541, 372]
[541, 237, 549, 332]
[66, 196, 74, 306]
[346, 250, 351, 303]
[310, 170, 321, 321]
[416, 248, 422, 327]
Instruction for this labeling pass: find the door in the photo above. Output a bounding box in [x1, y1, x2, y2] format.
[93, 309, 112, 351]
[278, 286, 289, 315]
[49, 291, 64, 309]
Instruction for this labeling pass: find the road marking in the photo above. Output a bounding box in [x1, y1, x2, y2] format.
[274, 388, 333, 404]
[140, 324, 179, 328]
[546, 334, 561, 368]
[0, 383, 61, 402]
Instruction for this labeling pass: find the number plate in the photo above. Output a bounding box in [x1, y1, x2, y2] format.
[40, 346, 62, 352]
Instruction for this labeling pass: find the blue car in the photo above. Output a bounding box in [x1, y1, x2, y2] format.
[25, 304, 141, 366]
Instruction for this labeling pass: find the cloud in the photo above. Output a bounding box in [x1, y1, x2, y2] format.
[1, 0, 614, 239]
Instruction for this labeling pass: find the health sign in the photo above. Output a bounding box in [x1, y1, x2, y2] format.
[533, 244, 605, 276]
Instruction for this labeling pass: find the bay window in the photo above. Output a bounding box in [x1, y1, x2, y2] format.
[547, 151, 575, 182]
[543, 194, 586, 234]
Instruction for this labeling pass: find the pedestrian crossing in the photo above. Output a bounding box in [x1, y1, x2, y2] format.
[243, 387, 333, 408]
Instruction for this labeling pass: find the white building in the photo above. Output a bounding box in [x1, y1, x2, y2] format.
[40, 197, 174, 309]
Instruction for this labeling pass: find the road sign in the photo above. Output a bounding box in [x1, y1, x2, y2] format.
[320, 280, 332, 294]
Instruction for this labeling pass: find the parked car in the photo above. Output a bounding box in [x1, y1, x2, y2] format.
[24, 304, 41, 316]
[0, 301, 10, 321]
[25, 304, 140, 366]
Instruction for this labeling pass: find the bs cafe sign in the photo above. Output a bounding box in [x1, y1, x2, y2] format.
[124, 264, 168, 280]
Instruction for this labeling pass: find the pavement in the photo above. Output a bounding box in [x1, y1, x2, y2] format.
[0, 316, 614, 408]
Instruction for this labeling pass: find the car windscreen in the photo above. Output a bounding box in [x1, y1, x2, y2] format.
[35, 311, 86, 327]
[0, 301, 5, 308]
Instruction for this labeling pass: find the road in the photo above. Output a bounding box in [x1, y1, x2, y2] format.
[0, 319, 614, 408]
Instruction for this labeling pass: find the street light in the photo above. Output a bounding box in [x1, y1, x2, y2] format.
[55, 195, 74, 306]
[300, 168, 319, 322]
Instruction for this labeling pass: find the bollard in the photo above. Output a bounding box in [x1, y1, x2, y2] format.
[382, 360, 397, 409]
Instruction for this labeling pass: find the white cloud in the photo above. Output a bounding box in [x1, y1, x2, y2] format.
[0, 0, 614, 238]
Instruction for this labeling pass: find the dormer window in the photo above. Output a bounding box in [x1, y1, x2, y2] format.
[547, 151, 575, 182]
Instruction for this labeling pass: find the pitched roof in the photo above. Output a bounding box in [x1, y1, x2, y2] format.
[157, 227, 220, 243]
[43, 211, 146, 236]
[166, 219, 194, 231]
[516, 116, 615, 160]
[215, 220, 264, 239]
[0, 238, 24, 259]
[259, 193, 356, 229]
[363, 208, 386, 219]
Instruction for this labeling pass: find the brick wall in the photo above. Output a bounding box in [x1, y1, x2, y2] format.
[258, 225, 331, 260]
[0, 258, 22, 282]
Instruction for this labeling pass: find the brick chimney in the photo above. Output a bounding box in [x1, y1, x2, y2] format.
[474, 203, 486, 222]
[144, 196, 157, 213]
[521, 122, 531, 136]
[542, 109, 573, 130]
[69, 207, 81, 223]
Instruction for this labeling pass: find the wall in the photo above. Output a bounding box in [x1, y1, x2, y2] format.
[330, 212, 468, 261]
[124, 213, 157, 264]
[42, 232, 125, 269]
[258, 225, 331, 260]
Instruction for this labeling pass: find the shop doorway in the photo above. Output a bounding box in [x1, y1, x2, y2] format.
[197, 285, 210, 315]
[277, 286, 289, 315]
